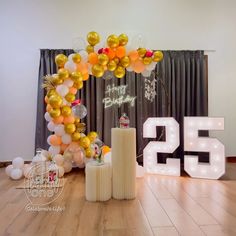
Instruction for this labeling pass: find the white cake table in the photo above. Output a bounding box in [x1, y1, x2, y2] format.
[112, 128, 136, 199]
[85, 161, 112, 202]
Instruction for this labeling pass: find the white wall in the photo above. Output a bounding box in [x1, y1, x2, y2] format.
[0, 0, 236, 160]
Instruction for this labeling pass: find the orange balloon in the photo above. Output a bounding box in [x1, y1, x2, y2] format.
[50, 135, 62, 146]
[83, 72, 89, 81]
[44, 96, 48, 104]
[46, 104, 52, 112]
[53, 116, 64, 124]
[69, 87, 77, 95]
[60, 143, 69, 152]
[116, 46, 126, 58]
[102, 145, 111, 155]
[129, 50, 139, 61]
[88, 53, 98, 65]
[63, 115, 75, 124]
[107, 48, 116, 59]
[77, 62, 88, 74]
[132, 59, 145, 73]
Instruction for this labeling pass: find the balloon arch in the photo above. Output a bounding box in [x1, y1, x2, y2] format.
[43, 31, 163, 173]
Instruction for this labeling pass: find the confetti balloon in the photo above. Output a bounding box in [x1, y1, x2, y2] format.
[72, 104, 87, 119]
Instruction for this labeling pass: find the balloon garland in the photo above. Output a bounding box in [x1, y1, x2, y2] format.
[43, 31, 163, 170]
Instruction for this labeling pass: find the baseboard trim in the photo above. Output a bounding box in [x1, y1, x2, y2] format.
[227, 156, 236, 163]
[0, 161, 31, 168]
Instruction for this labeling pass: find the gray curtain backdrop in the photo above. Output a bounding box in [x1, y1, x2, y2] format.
[35, 50, 207, 163]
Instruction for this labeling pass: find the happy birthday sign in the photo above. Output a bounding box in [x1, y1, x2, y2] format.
[103, 84, 136, 109]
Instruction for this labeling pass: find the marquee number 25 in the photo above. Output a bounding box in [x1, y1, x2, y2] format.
[143, 117, 225, 179]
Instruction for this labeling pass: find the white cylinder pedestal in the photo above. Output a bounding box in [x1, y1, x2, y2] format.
[112, 128, 136, 200]
[85, 162, 112, 202]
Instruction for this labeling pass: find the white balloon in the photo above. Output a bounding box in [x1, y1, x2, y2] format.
[141, 70, 152, 77]
[49, 146, 61, 156]
[63, 79, 74, 87]
[56, 85, 69, 97]
[47, 136, 52, 146]
[68, 53, 75, 61]
[53, 154, 64, 166]
[57, 165, 65, 177]
[72, 37, 86, 53]
[44, 112, 52, 122]
[12, 157, 24, 169]
[64, 61, 77, 73]
[146, 62, 157, 71]
[10, 169, 23, 180]
[47, 121, 55, 132]
[79, 50, 88, 62]
[131, 34, 147, 49]
[54, 124, 65, 136]
[5, 164, 13, 177]
[61, 134, 72, 144]
[63, 161, 72, 173]
[126, 66, 133, 72]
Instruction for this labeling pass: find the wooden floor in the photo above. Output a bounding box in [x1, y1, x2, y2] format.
[1, 164, 236, 236]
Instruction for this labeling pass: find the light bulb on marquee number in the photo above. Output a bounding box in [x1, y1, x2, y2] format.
[143, 117, 181, 176]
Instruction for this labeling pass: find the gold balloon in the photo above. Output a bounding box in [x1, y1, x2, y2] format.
[58, 68, 69, 80]
[79, 136, 91, 149]
[49, 108, 61, 118]
[118, 34, 128, 46]
[73, 81, 83, 90]
[74, 118, 81, 126]
[120, 56, 130, 68]
[47, 89, 57, 98]
[61, 106, 72, 116]
[72, 132, 81, 141]
[107, 34, 119, 48]
[71, 71, 83, 83]
[153, 51, 163, 62]
[107, 60, 117, 71]
[65, 93, 75, 103]
[76, 123, 86, 133]
[86, 45, 94, 54]
[114, 66, 125, 78]
[72, 53, 81, 64]
[52, 75, 63, 85]
[98, 54, 109, 66]
[48, 95, 63, 108]
[143, 57, 152, 65]
[85, 147, 95, 158]
[87, 131, 98, 143]
[92, 64, 104, 78]
[137, 48, 147, 58]
[65, 123, 76, 134]
[87, 31, 100, 46]
[55, 54, 68, 67]
[114, 57, 120, 64]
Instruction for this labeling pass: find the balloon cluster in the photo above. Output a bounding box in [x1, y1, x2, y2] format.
[85, 31, 163, 78]
[5, 157, 31, 180]
[54, 32, 163, 80]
